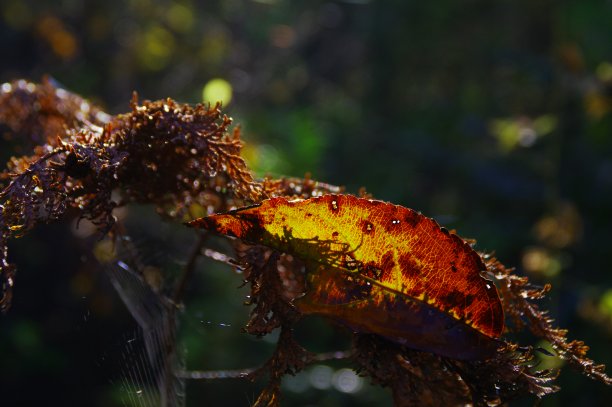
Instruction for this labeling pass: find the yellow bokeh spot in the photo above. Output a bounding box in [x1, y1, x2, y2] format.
[93, 239, 117, 263]
[584, 91, 609, 120]
[186, 203, 207, 221]
[596, 62, 612, 82]
[521, 247, 561, 278]
[599, 289, 612, 319]
[167, 4, 194, 32]
[36, 16, 78, 59]
[202, 78, 233, 106]
[138, 25, 175, 71]
[490, 115, 557, 152]
[532, 115, 557, 136]
[3, 0, 32, 29]
[199, 31, 230, 66]
[242, 143, 282, 174]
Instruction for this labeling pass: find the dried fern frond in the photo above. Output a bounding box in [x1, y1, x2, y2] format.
[489, 257, 612, 385]
[0, 79, 262, 311]
[0, 78, 108, 153]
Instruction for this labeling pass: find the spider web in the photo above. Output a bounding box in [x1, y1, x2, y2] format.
[104, 237, 185, 407]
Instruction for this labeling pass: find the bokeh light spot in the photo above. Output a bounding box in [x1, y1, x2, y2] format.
[596, 62, 612, 82]
[490, 115, 557, 151]
[332, 368, 363, 394]
[36, 16, 78, 59]
[199, 29, 230, 66]
[167, 4, 194, 32]
[202, 78, 233, 106]
[522, 247, 562, 278]
[138, 24, 175, 70]
[598, 289, 612, 320]
[534, 203, 583, 248]
[3, 0, 32, 29]
[284, 372, 310, 393]
[309, 365, 333, 390]
[93, 239, 117, 263]
[242, 143, 283, 174]
[269, 25, 295, 48]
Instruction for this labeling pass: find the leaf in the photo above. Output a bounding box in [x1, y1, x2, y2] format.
[189, 194, 505, 359]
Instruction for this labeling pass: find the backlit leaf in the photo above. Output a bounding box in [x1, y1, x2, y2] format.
[190, 194, 505, 359]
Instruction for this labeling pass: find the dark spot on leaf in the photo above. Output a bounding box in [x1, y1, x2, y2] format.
[439, 290, 464, 310]
[403, 210, 421, 228]
[379, 251, 395, 274]
[464, 294, 475, 307]
[398, 253, 421, 280]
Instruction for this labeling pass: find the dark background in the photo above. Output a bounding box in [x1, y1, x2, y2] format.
[1, 0, 612, 406]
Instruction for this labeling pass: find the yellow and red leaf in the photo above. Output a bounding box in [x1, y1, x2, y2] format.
[190, 194, 504, 359]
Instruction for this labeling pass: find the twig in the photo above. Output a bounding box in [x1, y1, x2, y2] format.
[172, 231, 207, 304]
[178, 350, 354, 381]
[202, 247, 242, 270]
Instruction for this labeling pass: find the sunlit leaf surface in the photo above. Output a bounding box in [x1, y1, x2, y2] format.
[190, 194, 504, 359]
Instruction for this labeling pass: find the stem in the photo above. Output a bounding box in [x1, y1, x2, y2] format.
[172, 231, 207, 304]
[179, 350, 354, 381]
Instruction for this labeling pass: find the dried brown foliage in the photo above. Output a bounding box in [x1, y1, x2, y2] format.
[0, 77, 109, 151]
[489, 258, 612, 385]
[0, 79, 262, 312]
[0, 79, 610, 406]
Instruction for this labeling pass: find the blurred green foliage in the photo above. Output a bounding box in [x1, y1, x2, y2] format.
[1, 0, 612, 406]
